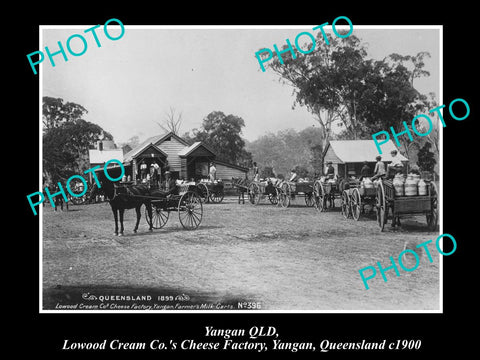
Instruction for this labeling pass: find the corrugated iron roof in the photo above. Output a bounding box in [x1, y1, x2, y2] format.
[326, 140, 408, 163]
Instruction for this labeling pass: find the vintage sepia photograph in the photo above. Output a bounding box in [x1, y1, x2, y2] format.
[39, 24, 442, 312]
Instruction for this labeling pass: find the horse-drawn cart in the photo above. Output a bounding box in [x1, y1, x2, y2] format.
[248, 179, 281, 206]
[340, 179, 377, 220]
[278, 181, 315, 208]
[375, 179, 438, 231]
[195, 180, 225, 204]
[143, 184, 203, 230]
[313, 178, 350, 212]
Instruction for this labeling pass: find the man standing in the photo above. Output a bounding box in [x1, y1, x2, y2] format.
[359, 161, 371, 181]
[252, 162, 259, 181]
[372, 156, 386, 180]
[209, 162, 217, 182]
[140, 160, 147, 180]
[325, 161, 335, 179]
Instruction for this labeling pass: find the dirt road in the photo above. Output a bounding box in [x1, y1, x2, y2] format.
[42, 196, 440, 311]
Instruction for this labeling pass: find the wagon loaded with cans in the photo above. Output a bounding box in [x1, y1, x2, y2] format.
[316, 140, 410, 215]
[375, 174, 438, 231]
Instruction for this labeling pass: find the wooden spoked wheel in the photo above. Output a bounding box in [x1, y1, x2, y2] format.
[375, 181, 387, 231]
[178, 191, 203, 230]
[304, 192, 314, 207]
[313, 180, 326, 212]
[145, 203, 169, 229]
[209, 189, 224, 203]
[426, 181, 438, 231]
[196, 183, 209, 203]
[341, 190, 351, 219]
[268, 190, 279, 205]
[350, 188, 362, 221]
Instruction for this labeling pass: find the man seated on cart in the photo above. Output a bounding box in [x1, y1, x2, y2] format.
[386, 149, 404, 179]
[151, 171, 178, 198]
[325, 161, 335, 180]
[289, 168, 299, 182]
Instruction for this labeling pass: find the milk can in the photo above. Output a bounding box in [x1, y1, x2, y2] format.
[404, 174, 418, 196]
[363, 177, 374, 189]
[418, 179, 428, 196]
[393, 174, 405, 196]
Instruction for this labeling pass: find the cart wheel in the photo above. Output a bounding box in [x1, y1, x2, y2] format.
[304, 192, 314, 207]
[196, 183, 209, 203]
[178, 191, 203, 230]
[145, 204, 169, 229]
[313, 180, 326, 212]
[426, 181, 438, 231]
[268, 190, 278, 205]
[341, 190, 351, 219]
[209, 189, 224, 203]
[351, 188, 362, 221]
[375, 181, 387, 231]
[248, 183, 259, 205]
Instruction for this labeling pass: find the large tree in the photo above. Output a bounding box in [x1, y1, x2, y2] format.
[183, 111, 252, 165]
[42, 97, 113, 183]
[43, 96, 88, 131]
[261, 32, 435, 157]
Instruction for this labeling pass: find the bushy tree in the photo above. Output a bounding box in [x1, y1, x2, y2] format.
[184, 111, 252, 165]
[417, 142, 436, 173]
[261, 33, 435, 157]
[42, 97, 113, 182]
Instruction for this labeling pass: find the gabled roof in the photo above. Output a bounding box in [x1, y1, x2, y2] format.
[123, 131, 189, 163]
[325, 140, 408, 163]
[178, 141, 216, 157]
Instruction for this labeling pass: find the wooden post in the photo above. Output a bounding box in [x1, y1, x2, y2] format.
[132, 158, 137, 185]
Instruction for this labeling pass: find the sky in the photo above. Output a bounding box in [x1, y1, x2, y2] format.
[41, 25, 440, 145]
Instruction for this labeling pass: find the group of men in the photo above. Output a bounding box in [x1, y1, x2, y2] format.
[254, 148, 405, 183]
[360, 149, 404, 181]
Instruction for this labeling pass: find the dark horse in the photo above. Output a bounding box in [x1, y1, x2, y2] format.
[90, 176, 153, 236]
